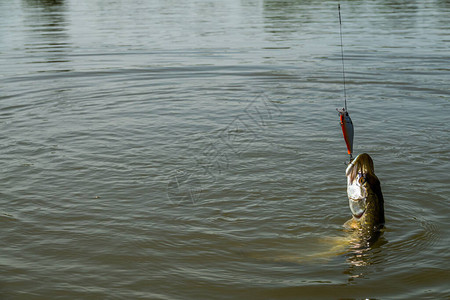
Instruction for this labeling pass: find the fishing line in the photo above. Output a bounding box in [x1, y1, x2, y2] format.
[338, 3, 347, 111]
[336, 3, 354, 162]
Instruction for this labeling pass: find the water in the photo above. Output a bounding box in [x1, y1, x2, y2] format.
[1, 0, 449, 299]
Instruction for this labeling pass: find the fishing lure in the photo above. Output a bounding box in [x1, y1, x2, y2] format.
[337, 107, 354, 160]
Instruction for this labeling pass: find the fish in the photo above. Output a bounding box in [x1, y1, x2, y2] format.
[344, 153, 385, 246]
[241, 153, 385, 264]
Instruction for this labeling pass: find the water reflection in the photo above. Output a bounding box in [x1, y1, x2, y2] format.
[22, 0, 71, 69]
[344, 236, 388, 283]
[263, 0, 312, 40]
[24, 0, 65, 6]
[371, 0, 419, 32]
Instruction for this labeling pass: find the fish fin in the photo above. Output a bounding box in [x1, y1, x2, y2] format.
[344, 218, 359, 230]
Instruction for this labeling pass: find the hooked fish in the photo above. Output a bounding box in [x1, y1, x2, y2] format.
[345, 153, 385, 245]
[242, 154, 385, 264]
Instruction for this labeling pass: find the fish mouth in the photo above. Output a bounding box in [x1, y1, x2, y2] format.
[349, 197, 366, 219]
[346, 153, 373, 220]
[346, 153, 375, 183]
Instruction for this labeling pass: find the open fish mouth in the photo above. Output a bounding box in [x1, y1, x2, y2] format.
[345, 153, 374, 219]
[349, 197, 366, 219]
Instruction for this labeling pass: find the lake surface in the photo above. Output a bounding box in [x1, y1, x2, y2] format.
[1, 0, 449, 299]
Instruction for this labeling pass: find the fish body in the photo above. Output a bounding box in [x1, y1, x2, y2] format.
[242, 153, 385, 264]
[345, 153, 385, 245]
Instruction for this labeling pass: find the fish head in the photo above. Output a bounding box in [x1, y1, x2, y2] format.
[345, 153, 385, 233]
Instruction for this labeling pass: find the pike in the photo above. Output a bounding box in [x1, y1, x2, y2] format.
[345, 153, 385, 244]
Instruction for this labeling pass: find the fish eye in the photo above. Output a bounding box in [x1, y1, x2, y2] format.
[358, 175, 366, 185]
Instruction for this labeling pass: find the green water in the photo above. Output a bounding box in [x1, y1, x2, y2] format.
[1, 0, 449, 299]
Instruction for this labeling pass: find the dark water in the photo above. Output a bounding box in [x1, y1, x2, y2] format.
[1, 0, 449, 299]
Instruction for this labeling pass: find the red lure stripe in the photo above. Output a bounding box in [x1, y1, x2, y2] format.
[340, 114, 352, 155]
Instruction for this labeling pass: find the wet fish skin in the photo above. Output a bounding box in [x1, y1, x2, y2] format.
[345, 153, 385, 245]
